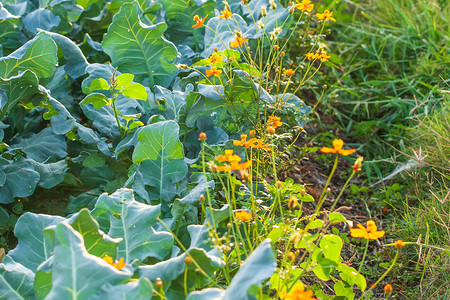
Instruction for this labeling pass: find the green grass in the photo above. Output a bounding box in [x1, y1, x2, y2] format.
[316, 0, 450, 179]
[299, 0, 450, 297]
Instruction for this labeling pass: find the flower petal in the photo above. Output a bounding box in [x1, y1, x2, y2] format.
[332, 139, 344, 151]
[320, 147, 337, 153]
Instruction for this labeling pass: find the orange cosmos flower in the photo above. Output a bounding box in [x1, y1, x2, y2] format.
[103, 256, 126, 270]
[350, 220, 385, 240]
[230, 35, 249, 48]
[316, 9, 336, 21]
[192, 14, 208, 28]
[206, 52, 223, 64]
[215, 149, 252, 172]
[219, 10, 233, 19]
[233, 134, 270, 151]
[268, 115, 282, 128]
[305, 52, 319, 60]
[294, 0, 314, 12]
[284, 69, 295, 76]
[279, 283, 317, 300]
[235, 211, 252, 222]
[394, 240, 405, 249]
[320, 139, 355, 156]
[206, 66, 222, 77]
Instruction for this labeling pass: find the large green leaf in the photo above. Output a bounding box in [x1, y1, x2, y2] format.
[186, 239, 276, 300]
[102, 1, 177, 87]
[0, 4, 26, 52]
[0, 32, 57, 79]
[131, 120, 188, 203]
[0, 157, 40, 204]
[0, 256, 35, 300]
[89, 277, 154, 300]
[22, 8, 60, 34]
[39, 30, 88, 79]
[0, 70, 42, 120]
[10, 128, 67, 163]
[45, 222, 131, 299]
[160, 0, 215, 48]
[92, 188, 174, 263]
[66, 209, 121, 258]
[8, 212, 64, 271]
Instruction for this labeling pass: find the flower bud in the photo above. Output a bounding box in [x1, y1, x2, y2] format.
[199, 194, 205, 202]
[287, 251, 296, 261]
[184, 256, 193, 264]
[249, 130, 256, 136]
[214, 47, 219, 52]
[275, 180, 283, 187]
[384, 283, 393, 295]
[198, 132, 207, 141]
[156, 278, 163, 288]
[267, 126, 276, 134]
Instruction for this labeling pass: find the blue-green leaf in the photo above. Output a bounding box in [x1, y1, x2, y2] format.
[102, 1, 177, 87]
[8, 213, 64, 271]
[131, 121, 188, 202]
[45, 222, 131, 299]
[92, 188, 174, 262]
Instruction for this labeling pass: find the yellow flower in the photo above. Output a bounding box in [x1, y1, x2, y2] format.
[273, 45, 280, 51]
[103, 256, 126, 270]
[279, 283, 317, 300]
[305, 52, 319, 60]
[235, 211, 252, 222]
[219, 9, 233, 19]
[268, 115, 282, 128]
[206, 52, 223, 64]
[206, 66, 222, 77]
[316, 9, 336, 21]
[350, 220, 385, 240]
[230, 35, 249, 48]
[318, 50, 331, 62]
[320, 139, 355, 156]
[284, 69, 295, 76]
[294, 0, 314, 12]
[394, 240, 405, 249]
[192, 14, 208, 28]
[215, 149, 252, 172]
[233, 134, 248, 147]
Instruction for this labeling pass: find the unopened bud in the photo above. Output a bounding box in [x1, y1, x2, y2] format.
[249, 130, 256, 136]
[199, 194, 205, 202]
[384, 284, 393, 295]
[275, 180, 283, 187]
[156, 278, 163, 288]
[267, 126, 276, 134]
[184, 256, 193, 264]
[214, 47, 219, 52]
[287, 251, 296, 261]
[198, 132, 207, 141]
[280, 51, 285, 57]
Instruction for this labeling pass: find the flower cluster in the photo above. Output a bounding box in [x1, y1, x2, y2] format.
[233, 134, 270, 151]
[214, 149, 252, 172]
[268, 115, 283, 128]
[235, 210, 252, 221]
[305, 50, 331, 62]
